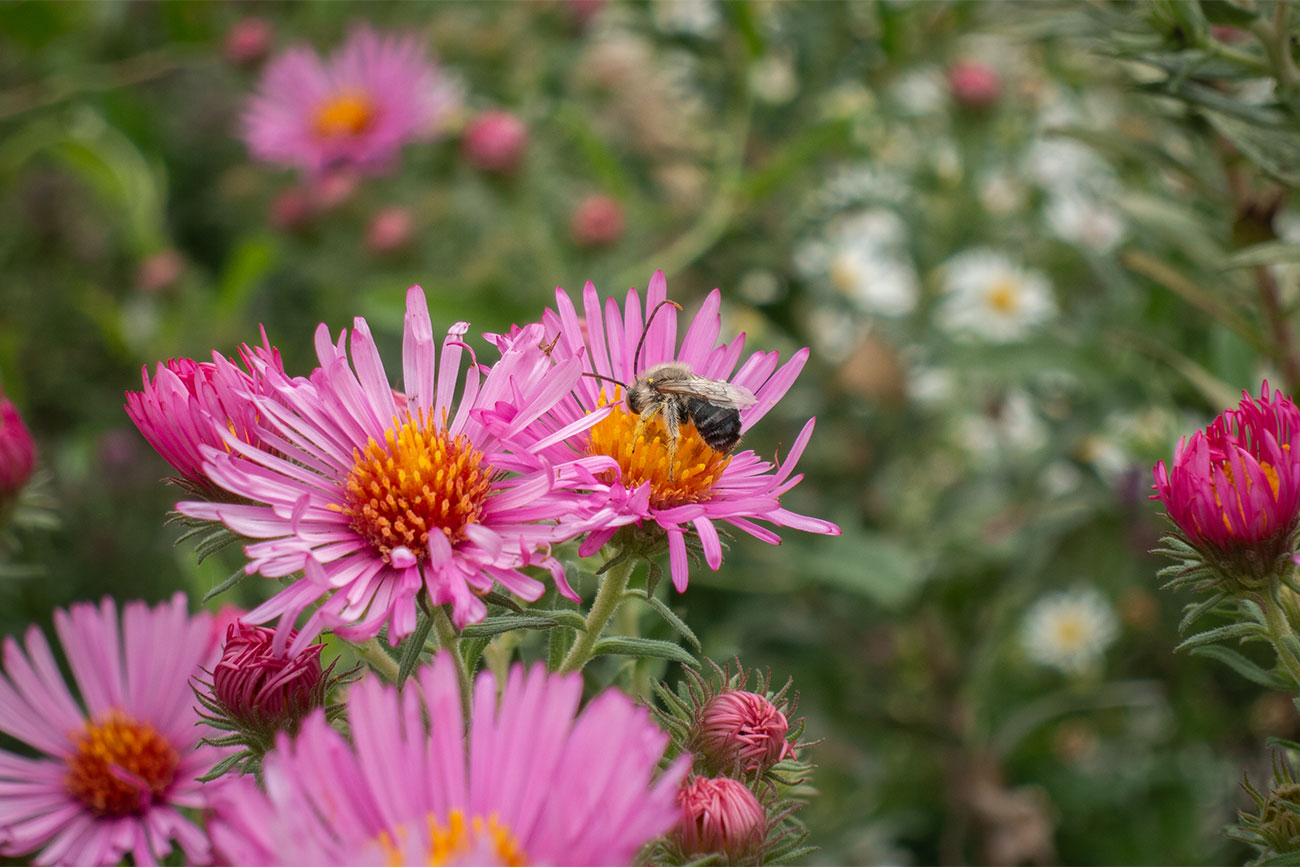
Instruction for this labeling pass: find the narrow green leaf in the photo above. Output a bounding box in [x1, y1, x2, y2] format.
[627, 590, 702, 652]
[459, 615, 559, 639]
[197, 751, 249, 783]
[1223, 241, 1300, 270]
[480, 590, 525, 613]
[1189, 645, 1292, 689]
[201, 565, 249, 604]
[1174, 621, 1266, 651]
[517, 608, 588, 631]
[397, 612, 435, 688]
[1255, 850, 1300, 867]
[591, 636, 699, 667]
[1179, 592, 1229, 633]
[1204, 110, 1300, 186]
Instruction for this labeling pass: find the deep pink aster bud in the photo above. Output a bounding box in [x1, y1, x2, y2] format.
[676, 776, 767, 860]
[223, 18, 274, 67]
[135, 249, 185, 294]
[462, 110, 528, 174]
[694, 689, 794, 774]
[212, 622, 326, 733]
[0, 396, 36, 500]
[947, 60, 1001, 110]
[571, 194, 625, 247]
[365, 206, 415, 255]
[1152, 382, 1300, 591]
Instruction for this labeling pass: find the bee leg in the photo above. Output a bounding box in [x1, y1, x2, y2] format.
[663, 404, 681, 482]
[631, 404, 658, 454]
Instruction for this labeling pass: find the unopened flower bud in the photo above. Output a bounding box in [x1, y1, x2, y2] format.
[223, 18, 274, 67]
[947, 60, 1001, 110]
[0, 397, 36, 501]
[462, 110, 528, 174]
[365, 206, 415, 255]
[270, 187, 313, 232]
[212, 623, 325, 733]
[135, 249, 185, 294]
[676, 776, 767, 860]
[694, 689, 793, 774]
[570, 194, 625, 247]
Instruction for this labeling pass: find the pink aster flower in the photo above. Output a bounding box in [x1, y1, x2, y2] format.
[0, 594, 222, 866]
[527, 271, 840, 592]
[0, 395, 36, 502]
[1152, 382, 1300, 587]
[124, 335, 285, 497]
[178, 286, 611, 653]
[209, 653, 689, 865]
[243, 26, 458, 178]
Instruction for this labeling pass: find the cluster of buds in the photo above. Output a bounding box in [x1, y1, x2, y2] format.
[1152, 382, 1300, 597]
[652, 660, 812, 865]
[194, 621, 354, 779]
[1231, 753, 1300, 858]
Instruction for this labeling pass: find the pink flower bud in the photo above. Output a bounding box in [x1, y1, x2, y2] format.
[570, 194, 625, 247]
[947, 60, 1001, 110]
[212, 623, 326, 732]
[223, 18, 274, 67]
[462, 110, 528, 174]
[676, 776, 767, 859]
[0, 397, 36, 499]
[694, 689, 794, 773]
[269, 187, 314, 232]
[135, 249, 185, 294]
[365, 206, 415, 255]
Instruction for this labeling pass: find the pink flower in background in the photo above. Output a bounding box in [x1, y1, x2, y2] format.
[675, 776, 768, 860]
[1152, 381, 1300, 558]
[947, 59, 1002, 109]
[531, 272, 840, 592]
[223, 17, 274, 67]
[0, 594, 221, 866]
[179, 286, 611, 653]
[124, 336, 285, 496]
[0, 396, 35, 500]
[364, 205, 415, 255]
[461, 109, 528, 174]
[211, 622, 326, 733]
[571, 193, 625, 247]
[210, 654, 688, 865]
[243, 26, 458, 177]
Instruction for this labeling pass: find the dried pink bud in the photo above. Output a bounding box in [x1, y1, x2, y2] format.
[366, 206, 415, 255]
[570, 194, 625, 247]
[676, 776, 767, 859]
[695, 689, 794, 773]
[0, 397, 36, 499]
[223, 18, 274, 67]
[212, 622, 326, 732]
[462, 110, 528, 174]
[947, 60, 1001, 110]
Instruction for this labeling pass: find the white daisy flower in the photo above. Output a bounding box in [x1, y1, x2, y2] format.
[1022, 588, 1119, 675]
[1046, 190, 1125, 254]
[651, 0, 720, 36]
[935, 249, 1056, 342]
[803, 209, 919, 317]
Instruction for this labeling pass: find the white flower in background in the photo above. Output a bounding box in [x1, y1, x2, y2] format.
[888, 66, 947, 116]
[799, 209, 920, 317]
[1026, 138, 1112, 194]
[953, 388, 1048, 460]
[935, 249, 1055, 341]
[978, 167, 1030, 216]
[750, 52, 798, 104]
[1046, 190, 1124, 254]
[651, 0, 720, 36]
[1022, 587, 1119, 675]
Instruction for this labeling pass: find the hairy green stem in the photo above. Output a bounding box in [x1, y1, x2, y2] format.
[559, 551, 635, 674]
[1261, 594, 1300, 689]
[432, 605, 472, 720]
[355, 637, 400, 683]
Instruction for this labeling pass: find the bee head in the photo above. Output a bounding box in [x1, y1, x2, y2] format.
[627, 384, 651, 414]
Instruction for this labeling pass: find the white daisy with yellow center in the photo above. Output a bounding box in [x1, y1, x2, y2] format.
[936, 249, 1055, 342]
[1022, 588, 1119, 675]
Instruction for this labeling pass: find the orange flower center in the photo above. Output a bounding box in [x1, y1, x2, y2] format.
[335, 410, 495, 563]
[64, 711, 178, 816]
[375, 810, 528, 867]
[1215, 454, 1283, 535]
[985, 279, 1021, 313]
[586, 389, 730, 510]
[314, 91, 376, 138]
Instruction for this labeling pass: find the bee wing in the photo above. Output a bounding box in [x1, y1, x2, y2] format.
[655, 376, 758, 409]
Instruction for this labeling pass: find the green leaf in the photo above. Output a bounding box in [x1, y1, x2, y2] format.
[516, 608, 588, 631]
[1178, 592, 1229, 633]
[1174, 621, 1267, 651]
[1189, 645, 1292, 689]
[1255, 851, 1300, 867]
[201, 564, 249, 604]
[397, 612, 435, 688]
[459, 615, 561, 639]
[1223, 241, 1300, 270]
[1203, 110, 1300, 186]
[1199, 0, 1259, 27]
[197, 751, 249, 783]
[591, 636, 700, 667]
[547, 627, 570, 671]
[627, 590, 702, 652]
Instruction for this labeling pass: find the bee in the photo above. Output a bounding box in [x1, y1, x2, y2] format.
[585, 300, 758, 475]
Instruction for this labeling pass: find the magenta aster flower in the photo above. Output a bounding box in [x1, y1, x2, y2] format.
[1153, 382, 1300, 588]
[530, 271, 840, 591]
[209, 654, 689, 865]
[0, 395, 36, 501]
[179, 286, 609, 653]
[0, 594, 222, 866]
[243, 26, 458, 177]
[124, 337, 285, 497]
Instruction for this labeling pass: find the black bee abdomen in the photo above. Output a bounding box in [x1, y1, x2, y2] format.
[687, 398, 742, 453]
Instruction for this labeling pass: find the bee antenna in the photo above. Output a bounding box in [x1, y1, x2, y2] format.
[582, 371, 631, 391]
[634, 299, 683, 374]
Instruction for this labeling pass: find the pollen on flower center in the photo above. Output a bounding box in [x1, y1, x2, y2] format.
[1214, 456, 1283, 535]
[314, 91, 376, 138]
[375, 810, 527, 867]
[335, 409, 495, 564]
[985, 279, 1021, 313]
[586, 389, 730, 509]
[64, 711, 178, 816]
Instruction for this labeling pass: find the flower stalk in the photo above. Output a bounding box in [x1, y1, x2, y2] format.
[355, 637, 400, 683]
[559, 547, 635, 673]
[1262, 590, 1300, 690]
